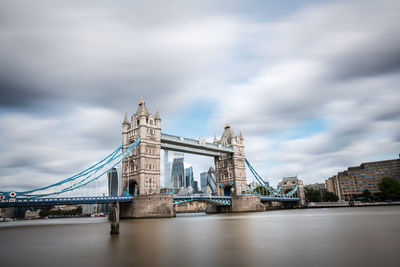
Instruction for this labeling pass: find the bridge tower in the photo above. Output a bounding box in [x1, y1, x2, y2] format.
[214, 124, 247, 196]
[121, 97, 161, 196]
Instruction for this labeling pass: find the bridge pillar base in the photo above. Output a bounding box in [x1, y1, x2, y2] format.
[231, 195, 265, 212]
[120, 195, 175, 218]
[206, 195, 265, 213]
[109, 202, 119, 235]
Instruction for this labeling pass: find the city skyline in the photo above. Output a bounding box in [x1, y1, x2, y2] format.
[1, 0, 399, 192]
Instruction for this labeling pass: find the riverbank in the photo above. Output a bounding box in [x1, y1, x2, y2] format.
[306, 200, 400, 208]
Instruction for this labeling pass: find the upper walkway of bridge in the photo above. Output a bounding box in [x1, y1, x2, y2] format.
[160, 133, 234, 157]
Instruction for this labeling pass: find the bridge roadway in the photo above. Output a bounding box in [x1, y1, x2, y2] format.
[0, 195, 299, 208]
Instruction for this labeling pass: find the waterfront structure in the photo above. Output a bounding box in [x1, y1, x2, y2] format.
[121, 97, 161, 195]
[304, 183, 326, 195]
[325, 156, 400, 200]
[277, 176, 306, 203]
[1, 98, 302, 222]
[278, 176, 303, 193]
[214, 125, 247, 196]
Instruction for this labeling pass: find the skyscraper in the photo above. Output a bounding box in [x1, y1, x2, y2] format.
[184, 162, 194, 188]
[200, 172, 207, 192]
[164, 150, 171, 188]
[171, 157, 184, 189]
[164, 151, 184, 188]
[200, 167, 217, 194]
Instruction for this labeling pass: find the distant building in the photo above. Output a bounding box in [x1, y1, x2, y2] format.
[171, 157, 184, 189]
[277, 176, 306, 203]
[164, 151, 184, 188]
[25, 209, 41, 219]
[207, 167, 217, 194]
[305, 183, 326, 195]
[193, 181, 199, 193]
[200, 172, 207, 192]
[107, 168, 119, 196]
[200, 167, 217, 194]
[170, 155, 195, 190]
[164, 151, 171, 188]
[184, 162, 194, 188]
[277, 176, 304, 193]
[325, 155, 400, 200]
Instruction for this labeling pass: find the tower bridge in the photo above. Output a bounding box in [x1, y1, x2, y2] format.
[121, 97, 247, 199]
[0, 97, 304, 233]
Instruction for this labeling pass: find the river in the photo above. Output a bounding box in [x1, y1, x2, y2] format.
[1, 206, 399, 267]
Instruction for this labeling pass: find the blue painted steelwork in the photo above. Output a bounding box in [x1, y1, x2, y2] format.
[260, 196, 299, 202]
[0, 196, 134, 208]
[173, 196, 231, 206]
[245, 158, 299, 199]
[0, 195, 232, 207]
[0, 138, 141, 199]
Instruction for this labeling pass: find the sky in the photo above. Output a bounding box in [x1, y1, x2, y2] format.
[0, 0, 399, 193]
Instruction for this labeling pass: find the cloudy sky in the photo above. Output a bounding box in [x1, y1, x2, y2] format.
[1, 0, 399, 193]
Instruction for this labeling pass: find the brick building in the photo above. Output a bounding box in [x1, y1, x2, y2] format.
[325, 155, 400, 200]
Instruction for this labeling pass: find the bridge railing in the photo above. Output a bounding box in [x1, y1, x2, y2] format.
[161, 133, 234, 153]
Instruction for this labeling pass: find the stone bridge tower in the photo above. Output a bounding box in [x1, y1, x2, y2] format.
[121, 98, 161, 196]
[214, 124, 247, 196]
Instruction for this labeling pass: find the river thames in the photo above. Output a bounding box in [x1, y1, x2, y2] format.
[1, 206, 399, 267]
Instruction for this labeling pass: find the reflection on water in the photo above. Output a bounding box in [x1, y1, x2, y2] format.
[1, 207, 399, 267]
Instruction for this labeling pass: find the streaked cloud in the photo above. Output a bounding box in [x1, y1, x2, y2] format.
[0, 0, 399, 191]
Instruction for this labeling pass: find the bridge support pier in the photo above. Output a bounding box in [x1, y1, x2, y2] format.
[206, 195, 265, 213]
[109, 202, 120, 235]
[120, 195, 175, 218]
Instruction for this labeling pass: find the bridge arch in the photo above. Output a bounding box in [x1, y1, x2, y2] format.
[128, 180, 137, 196]
[223, 185, 233, 196]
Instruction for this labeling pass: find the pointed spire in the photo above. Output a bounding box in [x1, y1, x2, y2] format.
[155, 106, 161, 120]
[239, 130, 243, 140]
[123, 112, 129, 124]
[214, 133, 217, 143]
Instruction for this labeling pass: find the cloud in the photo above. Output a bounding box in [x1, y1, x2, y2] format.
[0, 0, 399, 192]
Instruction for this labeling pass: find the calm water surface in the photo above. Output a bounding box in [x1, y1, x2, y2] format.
[1, 206, 399, 267]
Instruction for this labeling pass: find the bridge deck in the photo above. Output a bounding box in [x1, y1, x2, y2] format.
[260, 196, 300, 202]
[0, 196, 133, 207]
[0, 195, 299, 208]
[161, 133, 234, 157]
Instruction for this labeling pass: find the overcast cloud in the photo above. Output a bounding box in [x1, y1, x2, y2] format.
[0, 0, 399, 192]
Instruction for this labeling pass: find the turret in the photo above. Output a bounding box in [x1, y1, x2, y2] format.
[122, 113, 129, 146]
[155, 107, 161, 128]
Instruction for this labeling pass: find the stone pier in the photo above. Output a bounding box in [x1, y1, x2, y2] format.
[109, 202, 120, 235]
[119, 195, 175, 218]
[206, 195, 265, 213]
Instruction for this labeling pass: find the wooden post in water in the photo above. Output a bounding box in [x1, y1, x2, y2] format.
[109, 202, 120, 235]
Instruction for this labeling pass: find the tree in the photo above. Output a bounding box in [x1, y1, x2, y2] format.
[323, 191, 338, 202]
[361, 189, 373, 201]
[378, 177, 400, 200]
[305, 187, 322, 202]
[254, 185, 270, 196]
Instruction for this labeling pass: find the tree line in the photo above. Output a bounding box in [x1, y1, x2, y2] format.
[39, 207, 83, 218]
